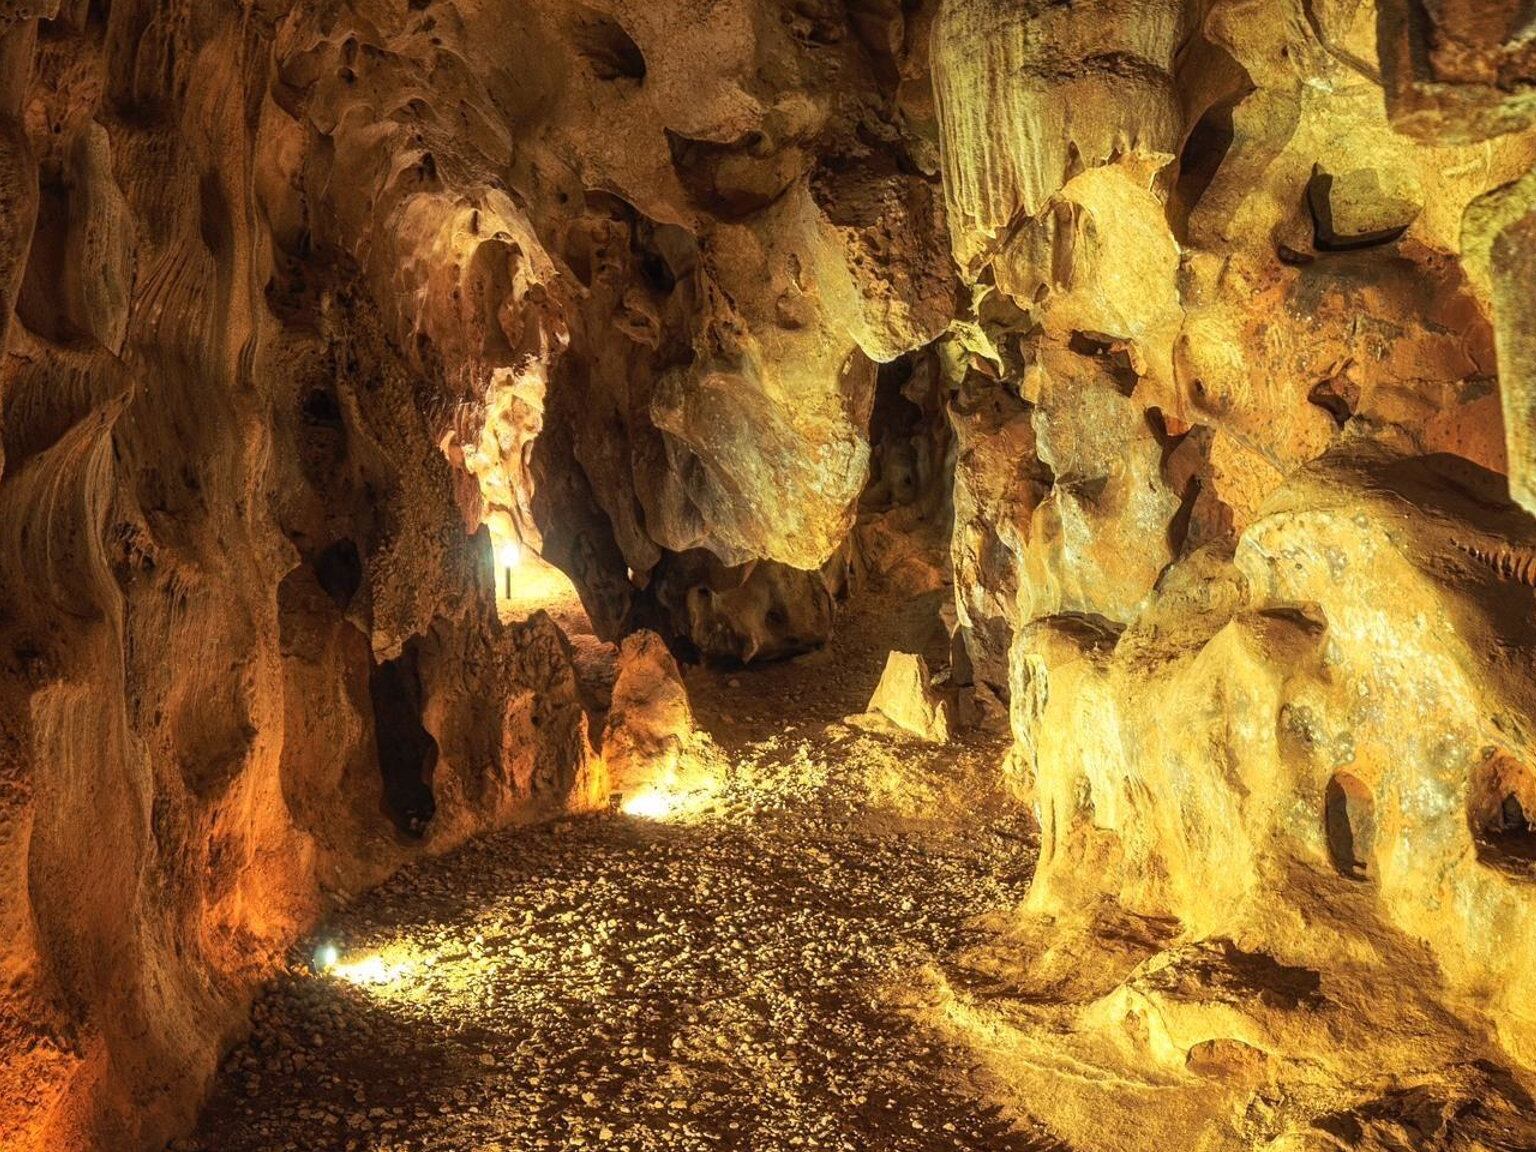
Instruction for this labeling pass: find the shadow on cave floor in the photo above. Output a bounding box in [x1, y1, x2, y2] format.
[182, 591, 1062, 1152]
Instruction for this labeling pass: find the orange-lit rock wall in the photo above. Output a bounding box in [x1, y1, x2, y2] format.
[0, 4, 608, 1147]
[931, 1, 1536, 1144]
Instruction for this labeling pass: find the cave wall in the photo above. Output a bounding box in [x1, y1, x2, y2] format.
[0, 0, 947, 1144]
[933, 0, 1536, 1112]
[249, 0, 956, 652]
[3, 0, 1536, 1148]
[0, 3, 609, 1147]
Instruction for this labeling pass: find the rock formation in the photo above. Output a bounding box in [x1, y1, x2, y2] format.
[3, 0, 1536, 1148]
[923, 1, 1536, 1145]
[850, 650, 950, 744]
[601, 627, 695, 797]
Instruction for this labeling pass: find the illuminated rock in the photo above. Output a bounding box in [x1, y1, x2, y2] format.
[1379, 0, 1536, 143]
[1492, 211, 1536, 515]
[1466, 169, 1536, 518]
[851, 651, 950, 745]
[4, 0, 1536, 1148]
[922, 1, 1536, 1144]
[986, 447, 1536, 1146]
[931, 0, 1186, 272]
[602, 629, 695, 796]
[1306, 163, 1422, 250]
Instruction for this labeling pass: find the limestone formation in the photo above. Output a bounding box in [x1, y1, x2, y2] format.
[920, 0, 1536, 1144]
[5, 0, 1536, 1149]
[850, 650, 951, 745]
[1379, 0, 1536, 143]
[601, 628, 695, 796]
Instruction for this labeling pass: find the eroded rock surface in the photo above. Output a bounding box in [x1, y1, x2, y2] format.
[850, 650, 951, 745]
[601, 628, 696, 798]
[5, 0, 1536, 1149]
[917, 0, 1536, 1147]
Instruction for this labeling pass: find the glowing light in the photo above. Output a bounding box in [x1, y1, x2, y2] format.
[312, 942, 419, 992]
[621, 789, 677, 820]
[330, 953, 415, 987]
[619, 777, 723, 822]
[496, 538, 523, 569]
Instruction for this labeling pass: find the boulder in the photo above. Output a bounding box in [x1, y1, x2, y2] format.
[849, 651, 950, 744]
[601, 630, 694, 792]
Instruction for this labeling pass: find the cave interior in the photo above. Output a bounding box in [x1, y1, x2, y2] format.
[4, 1, 1536, 1150]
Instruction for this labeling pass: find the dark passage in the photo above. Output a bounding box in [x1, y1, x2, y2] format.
[1474, 755, 1536, 879]
[369, 641, 438, 836]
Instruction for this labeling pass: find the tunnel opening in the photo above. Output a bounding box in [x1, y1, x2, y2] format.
[368, 640, 438, 838]
[644, 549, 836, 668]
[489, 520, 595, 638]
[301, 385, 344, 426]
[1471, 751, 1536, 879]
[1172, 97, 1236, 223]
[485, 520, 615, 729]
[864, 345, 952, 519]
[568, 5, 646, 82]
[313, 538, 363, 610]
[1325, 772, 1375, 881]
[862, 355, 929, 513]
[15, 178, 78, 345]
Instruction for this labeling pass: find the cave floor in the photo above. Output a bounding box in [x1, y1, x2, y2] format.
[185, 592, 1062, 1152]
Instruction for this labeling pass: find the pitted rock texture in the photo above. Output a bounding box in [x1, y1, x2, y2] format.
[5, 0, 1536, 1150]
[921, 1, 1536, 1146]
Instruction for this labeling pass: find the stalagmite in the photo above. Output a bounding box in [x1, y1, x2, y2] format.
[601, 627, 695, 797]
[851, 650, 951, 745]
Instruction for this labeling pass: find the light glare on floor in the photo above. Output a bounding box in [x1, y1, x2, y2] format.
[621, 788, 676, 820]
[314, 943, 418, 991]
[330, 953, 414, 987]
[619, 775, 723, 821]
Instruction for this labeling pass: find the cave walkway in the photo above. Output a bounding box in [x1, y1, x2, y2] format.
[185, 597, 1062, 1152]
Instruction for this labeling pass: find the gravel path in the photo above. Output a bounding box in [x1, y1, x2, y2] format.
[187, 591, 1061, 1151]
[186, 731, 1058, 1152]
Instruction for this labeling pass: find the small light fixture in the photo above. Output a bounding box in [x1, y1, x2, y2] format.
[314, 942, 340, 971]
[495, 536, 523, 598]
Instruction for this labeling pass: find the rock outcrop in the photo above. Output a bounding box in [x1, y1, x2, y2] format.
[919, 0, 1536, 1145]
[601, 628, 694, 796]
[849, 650, 950, 744]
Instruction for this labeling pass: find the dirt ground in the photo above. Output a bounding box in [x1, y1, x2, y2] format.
[181, 588, 1064, 1152]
